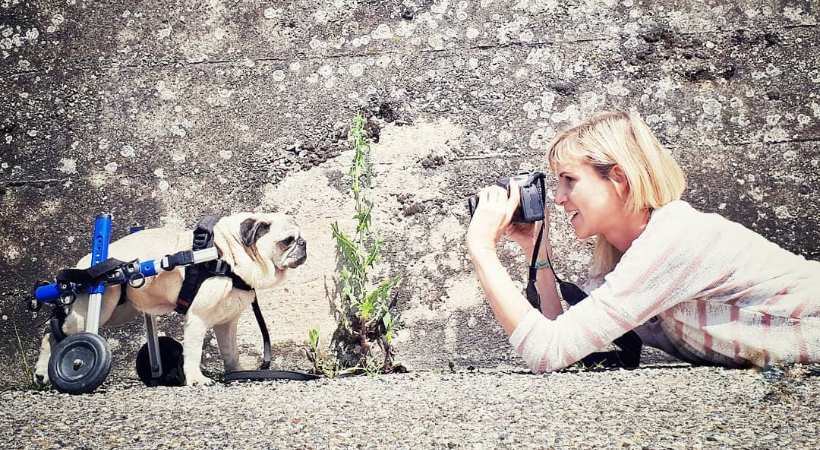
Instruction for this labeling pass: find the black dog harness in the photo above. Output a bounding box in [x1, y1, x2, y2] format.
[174, 216, 253, 314]
[42, 216, 252, 338]
[44, 215, 319, 381]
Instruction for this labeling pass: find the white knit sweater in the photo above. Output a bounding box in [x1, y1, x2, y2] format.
[509, 200, 820, 371]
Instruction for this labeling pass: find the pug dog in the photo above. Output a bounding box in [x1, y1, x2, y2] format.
[33, 212, 307, 387]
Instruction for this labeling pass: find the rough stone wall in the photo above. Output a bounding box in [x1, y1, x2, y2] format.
[1, 0, 818, 386]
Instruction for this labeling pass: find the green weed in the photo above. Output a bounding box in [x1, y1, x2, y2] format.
[305, 113, 403, 376]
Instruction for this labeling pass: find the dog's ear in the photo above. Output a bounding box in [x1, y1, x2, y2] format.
[240, 218, 271, 248]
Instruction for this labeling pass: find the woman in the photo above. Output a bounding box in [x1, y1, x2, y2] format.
[466, 111, 819, 372]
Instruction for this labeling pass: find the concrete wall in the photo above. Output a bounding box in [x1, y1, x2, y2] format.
[1, 0, 818, 386]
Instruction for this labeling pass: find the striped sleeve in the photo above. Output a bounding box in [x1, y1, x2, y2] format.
[509, 201, 727, 372]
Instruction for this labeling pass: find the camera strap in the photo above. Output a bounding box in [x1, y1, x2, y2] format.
[525, 172, 549, 311]
[525, 221, 546, 311]
[525, 223, 587, 310]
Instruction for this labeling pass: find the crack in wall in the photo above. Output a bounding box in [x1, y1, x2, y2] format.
[1, 24, 817, 80]
[0, 177, 70, 187]
[725, 137, 820, 146]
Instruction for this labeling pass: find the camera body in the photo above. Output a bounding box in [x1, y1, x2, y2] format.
[467, 171, 546, 223]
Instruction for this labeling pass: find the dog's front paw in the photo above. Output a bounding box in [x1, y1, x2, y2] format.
[185, 372, 215, 387]
[33, 360, 50, 387]
[33, 369, 49, 388]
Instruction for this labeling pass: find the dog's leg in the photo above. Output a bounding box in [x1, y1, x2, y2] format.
[61, 286, 122, 334]
[104, 300, 140, 328]
[33, 286, 122, 386]
[213, 317, 241, 373]
[181, 278, 234, 386]
[182, 312, 214, 386]
[32, 295, 86, 386]
[32, 300, 85, 386]
[33, 330, 56, 386]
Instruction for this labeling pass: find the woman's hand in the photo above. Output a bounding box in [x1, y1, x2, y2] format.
[466, 179, 521, 256]
[505, 206, 550, 254]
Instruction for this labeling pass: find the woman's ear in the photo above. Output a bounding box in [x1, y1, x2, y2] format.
[609, 165, 630, 197]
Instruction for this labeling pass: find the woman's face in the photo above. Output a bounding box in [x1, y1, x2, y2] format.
[553, 159, 627, 239]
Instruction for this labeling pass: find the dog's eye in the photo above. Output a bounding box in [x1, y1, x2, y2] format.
[281, 236, 295, 246]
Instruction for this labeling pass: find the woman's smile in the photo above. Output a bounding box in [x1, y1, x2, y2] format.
[568, 209, 581, 226]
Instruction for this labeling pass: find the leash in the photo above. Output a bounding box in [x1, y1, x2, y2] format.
[223, 296, 320, 382]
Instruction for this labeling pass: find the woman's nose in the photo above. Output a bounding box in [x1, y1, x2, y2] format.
[553, 187, 567, 205]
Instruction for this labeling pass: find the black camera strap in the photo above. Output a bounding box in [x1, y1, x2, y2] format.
[525, 226, 587, 308]
[525, 173, 549, 311]
[525, 212, 602, 311]
[525, 221, 546, 310]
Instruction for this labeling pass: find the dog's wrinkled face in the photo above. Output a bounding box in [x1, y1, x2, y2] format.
[239, 213, 307, 271]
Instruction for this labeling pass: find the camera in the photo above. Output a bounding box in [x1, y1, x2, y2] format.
[467, 171, 547, 223]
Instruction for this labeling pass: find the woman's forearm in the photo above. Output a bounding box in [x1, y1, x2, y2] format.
[464, 182, 560, 336]
[468, 247, 534, 335]
[521, 241, 564, 320]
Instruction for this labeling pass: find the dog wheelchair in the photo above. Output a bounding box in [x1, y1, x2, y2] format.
[30, 214, 317, 395]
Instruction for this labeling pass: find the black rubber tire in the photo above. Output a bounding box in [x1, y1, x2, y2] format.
[48, 332, 112, 395]
[135, 336, 185, 387]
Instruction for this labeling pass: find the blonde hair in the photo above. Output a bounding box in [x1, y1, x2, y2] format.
[546, 111, 686, 278]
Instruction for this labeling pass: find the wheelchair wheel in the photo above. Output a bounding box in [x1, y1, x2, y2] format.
[48, 332, 112, 394]
[135, 336, 185, 387]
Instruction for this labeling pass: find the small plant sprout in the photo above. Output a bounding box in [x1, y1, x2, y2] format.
[304, 327, 337, 377]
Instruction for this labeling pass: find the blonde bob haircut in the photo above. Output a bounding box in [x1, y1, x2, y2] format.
[546, 111, 686, 278]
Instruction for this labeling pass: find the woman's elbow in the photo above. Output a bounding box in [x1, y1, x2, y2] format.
[522, 352, 563, 374]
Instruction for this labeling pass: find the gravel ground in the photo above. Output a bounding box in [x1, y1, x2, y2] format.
[2, 364, 818, 449]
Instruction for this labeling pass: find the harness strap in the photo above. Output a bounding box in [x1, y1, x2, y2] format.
[175, 216, 253, 314]
[55, 258, 132, 307]
[222, 296, 322, 381]
[118, 284, 128, 306]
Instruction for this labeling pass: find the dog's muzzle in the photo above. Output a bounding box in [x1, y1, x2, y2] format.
[286, 237, 307, 268]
